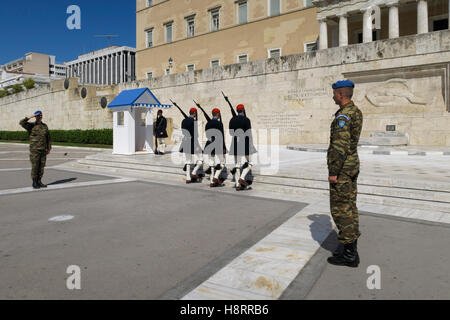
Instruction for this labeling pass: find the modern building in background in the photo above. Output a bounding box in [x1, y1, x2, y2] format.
[66, 46, 136, 86]
[2, 52, 67, 78]
[136, 0, 319, 79]
[0, 70, 64, 89]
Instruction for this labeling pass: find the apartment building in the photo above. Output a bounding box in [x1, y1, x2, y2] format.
[2, 52, 66, 78]
[136, 0, 318, 79]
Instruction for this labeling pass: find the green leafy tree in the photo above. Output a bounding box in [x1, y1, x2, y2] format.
[23, 78, 35, 89]
[0, 89, 8, 98]
[11, 84, 24, 94]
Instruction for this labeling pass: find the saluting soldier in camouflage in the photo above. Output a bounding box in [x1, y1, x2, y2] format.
[327, 80, 363, 268]
[20, 111, 52, 189]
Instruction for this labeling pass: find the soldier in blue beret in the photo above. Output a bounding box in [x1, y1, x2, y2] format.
[20, 110, 52, 189]
[327, 79, 363, 268]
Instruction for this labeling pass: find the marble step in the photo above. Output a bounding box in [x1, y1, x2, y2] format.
[75, 158, 450, 213]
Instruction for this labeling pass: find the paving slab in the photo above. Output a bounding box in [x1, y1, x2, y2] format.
[301, 215, 450, 300]
[0, 168, 114, 190]
[0, 181, 305, 300]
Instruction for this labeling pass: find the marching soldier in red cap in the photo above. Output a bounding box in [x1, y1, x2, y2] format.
[204, 108, 227, 187]
[180, 107, 203, 183]
[229, 104, 257, 191]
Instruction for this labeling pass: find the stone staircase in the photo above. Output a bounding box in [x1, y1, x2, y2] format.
[66, 152, 450, 214]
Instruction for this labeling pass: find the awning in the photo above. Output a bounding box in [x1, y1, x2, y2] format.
[108, 88, 172, 108]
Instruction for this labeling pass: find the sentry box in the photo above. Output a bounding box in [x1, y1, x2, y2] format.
[108, 88, 171, 155]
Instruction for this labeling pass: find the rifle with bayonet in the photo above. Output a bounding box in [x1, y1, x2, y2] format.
[170, 99, 188, 119]
[193, 100, 211, 122]
[222, 91, 237, 118]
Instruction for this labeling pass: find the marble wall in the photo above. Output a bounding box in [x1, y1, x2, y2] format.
[1, 30, 449, 146]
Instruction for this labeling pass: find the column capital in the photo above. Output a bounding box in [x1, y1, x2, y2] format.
[317, 17, 328, 23]
[386, 1, 399, 7]
[336, 13, 348, 18]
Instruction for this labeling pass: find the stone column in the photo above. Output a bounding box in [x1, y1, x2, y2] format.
[388, 1, 400, 39]
[127, 52, 132, 81]
[119, 52, 123, 83]
[96, 59, 99, 84]
[91, 60, 94, 84]
[361, 8, 373, 43]
[106, 56, 110, 85]
[338, 14, 348, 47]
[417, 0, 428, 34]
[319, 18, 328, 50]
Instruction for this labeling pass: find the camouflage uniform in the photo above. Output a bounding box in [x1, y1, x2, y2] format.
[19, 118, 51, 180]
[327, 101, 363, 244]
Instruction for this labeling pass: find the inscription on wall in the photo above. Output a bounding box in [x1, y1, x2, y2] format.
[285, 88, 328, 101]
[256, 113, 303, 132]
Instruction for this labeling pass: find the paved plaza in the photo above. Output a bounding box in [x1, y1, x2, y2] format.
[0, 142, 449, 299]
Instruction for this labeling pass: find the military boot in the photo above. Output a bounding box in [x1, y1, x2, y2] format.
[32, 179, 40, 189]
[37, 179, 47, 188]
[327, 241, 359, 268]
[332, 243, 344, 257]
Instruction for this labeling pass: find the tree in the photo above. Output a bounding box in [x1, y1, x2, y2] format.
[11, 84, 24, 94]
[0, 89, 8, 98]
[23, 78, 35, 89]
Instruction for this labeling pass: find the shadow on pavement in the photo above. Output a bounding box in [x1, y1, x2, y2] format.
[307, 214, 339, 254]
[48, 178, 77, 186]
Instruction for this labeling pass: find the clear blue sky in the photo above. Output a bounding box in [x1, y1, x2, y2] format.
[0, 0, 135, 64]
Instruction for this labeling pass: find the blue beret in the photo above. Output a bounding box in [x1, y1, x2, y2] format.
[332, 80, 355, 90]
[34, 110, 42, 115]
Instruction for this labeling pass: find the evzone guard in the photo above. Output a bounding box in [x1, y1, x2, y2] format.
[194, 100, 227, 188]
[222, 92, 257, 191]
[171, 100, 204, 184]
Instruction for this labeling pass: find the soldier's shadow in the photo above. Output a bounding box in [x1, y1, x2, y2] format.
[307, 214, 339, 253]
[48, 178, 77, 186]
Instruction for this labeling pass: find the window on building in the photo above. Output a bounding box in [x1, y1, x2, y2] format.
[238, 1, 248, 24]
[187, 17, 195, 38]
[237, 54, 248, 64]
[211, 9, 220, 31]
[147, 0, 153, 7]
[146, 29, 153, 48]
[186, 64, 195, 72]
[269, 48, 281, 58]
[357, 30, 378, 43]
[304, 0, 313, 8]
[140, 112, 146, 126]
[117, 112, 124, 126]
[165, 68, 170, 75]
[147, 72, 153, 79]
[165, 23, 173, 43]
[211, 59, 220, 68]
[269, 0, 280, 16]
[304, 41, 318, 52]
[432, 18, 448, 31]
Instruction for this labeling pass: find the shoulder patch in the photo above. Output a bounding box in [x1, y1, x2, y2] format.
[337, 119, 347, 128]
[336, 114, 350, 121]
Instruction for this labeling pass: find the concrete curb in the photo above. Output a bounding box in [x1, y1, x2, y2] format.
[287, 146, 450, 156]
[0, 142, 110, 152]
